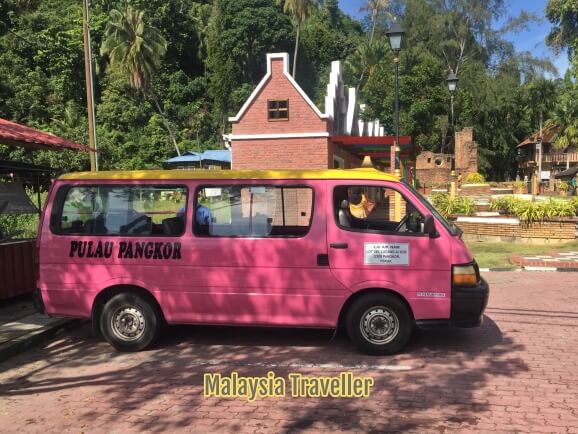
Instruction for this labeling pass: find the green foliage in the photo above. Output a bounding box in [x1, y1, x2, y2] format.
[557, 180, 570, 192]
[489, 196, 577, 224]
[430, 193, 475, 218]
[0, 189, 47, 239]
[0, 0, 568, 179]
[463, 172, 486, 184]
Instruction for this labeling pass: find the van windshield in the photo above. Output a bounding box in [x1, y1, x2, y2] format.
[402, 181, 461, 236]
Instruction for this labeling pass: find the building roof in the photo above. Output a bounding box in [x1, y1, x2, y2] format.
[0, 118, 90, 152]
[228, 53, 329, 123]
[0, 160, 55, 174]
[517, 124, 560, 148]
[59, 167, 399, 182]
[164, 150, 231, 164]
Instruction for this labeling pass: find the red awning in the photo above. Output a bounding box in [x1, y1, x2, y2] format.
[332, 135, 412, 146]
[0, 118, 90, 152]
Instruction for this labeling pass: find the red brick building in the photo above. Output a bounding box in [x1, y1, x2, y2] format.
[225, 53, 413, 171]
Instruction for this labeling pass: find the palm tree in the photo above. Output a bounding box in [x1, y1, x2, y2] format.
[277, 0, 319, 78]
[347, 41, 386, 90]
[101, 7, 180, 155]
[547, 88, 578, 150]
[359, 0, 391, 45]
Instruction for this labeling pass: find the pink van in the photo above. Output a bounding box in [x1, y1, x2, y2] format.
[36, 167, 488, 355]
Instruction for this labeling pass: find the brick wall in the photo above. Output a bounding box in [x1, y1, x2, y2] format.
[329, 141, 362, 169]
[415, 127, 478, 185]
[232, 138, 329, 169]
[449, 216, 577, 241]
[459, 184, 492, 196]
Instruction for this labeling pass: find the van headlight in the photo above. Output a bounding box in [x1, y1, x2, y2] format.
[452, 262, 479, 287]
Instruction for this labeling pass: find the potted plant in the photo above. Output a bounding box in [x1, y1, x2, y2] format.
[557, 181, 570, 197]
[513, 180, 526, 194]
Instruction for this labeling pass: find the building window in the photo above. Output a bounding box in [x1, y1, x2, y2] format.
[268, 100, 289, 121]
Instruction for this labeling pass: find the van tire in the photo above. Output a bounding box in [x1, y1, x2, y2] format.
[100, 293, 160, 352]
[346, 293, 412, 355]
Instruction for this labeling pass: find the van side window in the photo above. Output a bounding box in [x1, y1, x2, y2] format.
[53, 185, 187, 236]
[194, 185, 313, 237]
[334, 185, 425, 235]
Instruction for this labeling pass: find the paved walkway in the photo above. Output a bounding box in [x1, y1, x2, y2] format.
[0, 272, 578, 433]
[0, 296, 72, 363]
[511, 251, 578, 269]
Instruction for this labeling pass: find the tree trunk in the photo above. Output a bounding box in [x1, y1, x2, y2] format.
[369, 13, 376, 45]
[151, 94, 180, 156]
[292, 21, 300, 78]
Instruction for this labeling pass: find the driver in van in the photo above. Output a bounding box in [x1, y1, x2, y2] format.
[348, 188, 376, 219]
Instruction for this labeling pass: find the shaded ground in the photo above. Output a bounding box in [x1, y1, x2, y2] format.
[1, 272, 578, 433]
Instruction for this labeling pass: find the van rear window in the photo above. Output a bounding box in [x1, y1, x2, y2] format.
[194, 185, 313, 237]
[51, 185, 187, 236]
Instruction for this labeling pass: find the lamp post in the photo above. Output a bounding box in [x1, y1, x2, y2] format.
[447, 71, 458, 167]
[447, 71, 459, 198]
[386, 20, 405, 177]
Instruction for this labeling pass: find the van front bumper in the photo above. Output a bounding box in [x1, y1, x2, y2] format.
[450, 278, 489, 327]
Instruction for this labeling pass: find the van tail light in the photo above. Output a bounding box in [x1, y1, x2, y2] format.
[452, 263, 479, 287]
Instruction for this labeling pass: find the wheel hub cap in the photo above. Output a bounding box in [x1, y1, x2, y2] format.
[360, 307, 399, 345]
[112, 307, 146, 341]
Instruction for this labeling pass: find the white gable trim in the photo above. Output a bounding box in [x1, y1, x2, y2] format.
[228, 53, 329, 123]
[227, 132, 330, 140]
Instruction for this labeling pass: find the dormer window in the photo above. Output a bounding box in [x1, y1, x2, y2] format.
[268, 100, 289, 121]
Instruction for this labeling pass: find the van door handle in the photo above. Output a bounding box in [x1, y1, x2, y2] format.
[330, 242, 348, 249]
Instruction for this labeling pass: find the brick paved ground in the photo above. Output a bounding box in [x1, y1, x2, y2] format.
[1, 272, 578, 433]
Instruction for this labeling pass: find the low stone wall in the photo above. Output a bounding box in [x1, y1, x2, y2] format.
[448, 215, 578, 243]
[459, 183, 492, 196]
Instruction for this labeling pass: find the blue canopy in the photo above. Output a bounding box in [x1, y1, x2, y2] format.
[165, 149, 231, 165]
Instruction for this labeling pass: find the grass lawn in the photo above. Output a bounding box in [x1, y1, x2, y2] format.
[466, 240, 578, 269]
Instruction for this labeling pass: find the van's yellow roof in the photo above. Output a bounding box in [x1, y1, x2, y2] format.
[59, 168, 400, 182]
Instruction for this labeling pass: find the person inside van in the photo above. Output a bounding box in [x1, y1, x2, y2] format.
[348, 188, 375, 219]
[177, 190, 213, 224]
[195, 189, 213, 225]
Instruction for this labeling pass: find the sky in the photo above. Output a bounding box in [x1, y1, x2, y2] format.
[338, 0, 569, 77]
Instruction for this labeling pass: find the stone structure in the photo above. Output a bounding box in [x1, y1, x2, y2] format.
[416, 127, 478, 185]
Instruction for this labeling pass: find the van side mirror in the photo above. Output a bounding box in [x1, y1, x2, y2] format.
[423, 215, 438, 238]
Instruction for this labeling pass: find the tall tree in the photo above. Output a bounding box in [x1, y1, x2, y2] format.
[547, 81, 578, 150]
[277, 0, 319, 78]
[100, 6, 180, 155]
[359, 0, 390, 45]
[546, 0, 578, 64]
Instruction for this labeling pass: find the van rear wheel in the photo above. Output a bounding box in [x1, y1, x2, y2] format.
[346, 293, 412, 355]
[100, 293, 160, 352]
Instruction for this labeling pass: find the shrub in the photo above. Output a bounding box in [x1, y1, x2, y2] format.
[513, 180, 527, 191]
[570, 197, 578, 214]
[489, 196, 526, 214]
[557, 181, 570, 192]
[489, 196, 576, 224]
[463, 172, 486, 184]
[431, 193, 475, 218]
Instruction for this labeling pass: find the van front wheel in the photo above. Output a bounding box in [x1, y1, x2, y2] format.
[100, 293, 160, 352]
[346, 294, 412, 355]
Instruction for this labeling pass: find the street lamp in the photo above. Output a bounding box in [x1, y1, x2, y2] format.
[447, 71, 459, 171]
[386, 20, 405, 175]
